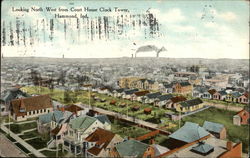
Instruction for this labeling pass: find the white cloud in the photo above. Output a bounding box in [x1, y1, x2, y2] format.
[150, 8, 186, 23]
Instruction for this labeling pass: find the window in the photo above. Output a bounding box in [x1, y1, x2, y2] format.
[37, 110, 39, 114]
[29, 111, 31, 115]
[44, 109, 46, 112]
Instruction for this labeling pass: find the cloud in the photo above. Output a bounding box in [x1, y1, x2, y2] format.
[196, 9, 237, 22]
[218, 12, 237, 21]
[150, 8, 186, 23]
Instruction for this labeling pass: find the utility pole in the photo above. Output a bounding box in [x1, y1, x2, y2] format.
[56, 135, 58, 158]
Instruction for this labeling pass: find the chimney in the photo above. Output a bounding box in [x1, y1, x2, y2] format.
[227, 141, 233, 151]
[150, 139, 155, 144]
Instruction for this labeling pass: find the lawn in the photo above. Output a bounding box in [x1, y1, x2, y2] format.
[22, 86, 176, 125]
[5, 122, 37, 134]
[20, 130, 39, 139]
[111, 119, 150, 138]
[41, 149, 68, 157]
[182, 107, 249, 153]
[26, 137, 48, 149]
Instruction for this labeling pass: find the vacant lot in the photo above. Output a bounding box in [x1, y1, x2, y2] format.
[182, 107, 249, 153]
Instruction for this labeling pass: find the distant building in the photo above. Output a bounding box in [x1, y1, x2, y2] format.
[203, 121, 227, 139]
[173, 82, 193, 95]
[176, 98, 204, 113]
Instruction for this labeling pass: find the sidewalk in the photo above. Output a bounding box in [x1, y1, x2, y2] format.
[0, 124, 46, 157]
[0, 134, 28, 157]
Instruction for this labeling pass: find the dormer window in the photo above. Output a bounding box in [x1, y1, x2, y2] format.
[20, 108, 26, 112]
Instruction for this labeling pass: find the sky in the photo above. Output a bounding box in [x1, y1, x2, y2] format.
[1, 0, 249, 59]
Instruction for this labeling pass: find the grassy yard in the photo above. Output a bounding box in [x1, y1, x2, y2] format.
[202, 98, 246, 107]
[182, 107, 249, 153]
[41, 149, 68, 157]
[26, 137, 48, 149]
[110, 117, 169, 145]
[20, 130, 40, 139]
[5, 122, 37, 134]
[21, 86, 176, 126]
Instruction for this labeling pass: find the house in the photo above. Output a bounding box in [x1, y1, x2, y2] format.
[121, 89, 139, 100]
[173, 82, 193, 95]
[233, 106, 249, 126]
[168, 137, 242, 158]
[83, 128, 124, 157]
[176, 98, 204, 113]
[10, 95, 53, 121]
[203, 121, 226, 139]
[47, 111, 75, 148]
[213, 91, 227, 101]
[0, 87, 30, 112]
[63, 115, 110, 155]
[208, 89, 217, 98]
[118, 77, 143, 89]
[97, 87, 111, 94]
[60, 104, 87, 116]
[166, 96, 187, 109]
[192, 86, 212, 99]
[131, 90, 150, 102]
[168, 122, 210, 149]
[95, 115, 111, 130]
[225, 91, 241, 103]
[112, 88, 126, 98]
[144, 92, 161, 104]
[110, 139, 155, 157]
[237, 92, 249, 104]
[37, 110, 64, 134]
[163, 122, 242, 158]
[155, 94, 173, 107]
[162, 83, 174, 93]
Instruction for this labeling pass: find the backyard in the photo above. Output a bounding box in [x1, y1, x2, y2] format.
[182, 107, 249, 153]
[110, 117, 169, 145]
[21, 86, 177, 127]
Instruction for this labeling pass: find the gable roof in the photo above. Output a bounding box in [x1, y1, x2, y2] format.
[203, 121, 224, 133]
[217, 91, 227, 96]
[179, 82, 191, 87]
[169, 122, 210, 143]
[157, 94, 173, 101]
[113, 88, 126, 93]
[179, 98, 203, 107]
[85, 128, 116, 156]
[1, 88, 30, 103]
[230, 91, 242, 98]
[124, 89, 139, 95]
[38, 110, 64, 124]
[134, 90, 150, 96]
[64, 104, 83, 114]
[208, 89, 216, 95]
[146, 92, 161, 99]
[11, 95, 52, 116]
[115, 140, 149, 157]
[69, 115, 97, 130]
[171, 96, 187, 103]
[95, 115, 111, 124]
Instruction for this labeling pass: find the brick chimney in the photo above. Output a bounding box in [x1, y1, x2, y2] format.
[150, 139, 155, 144]
[227, 141, 233, 151]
